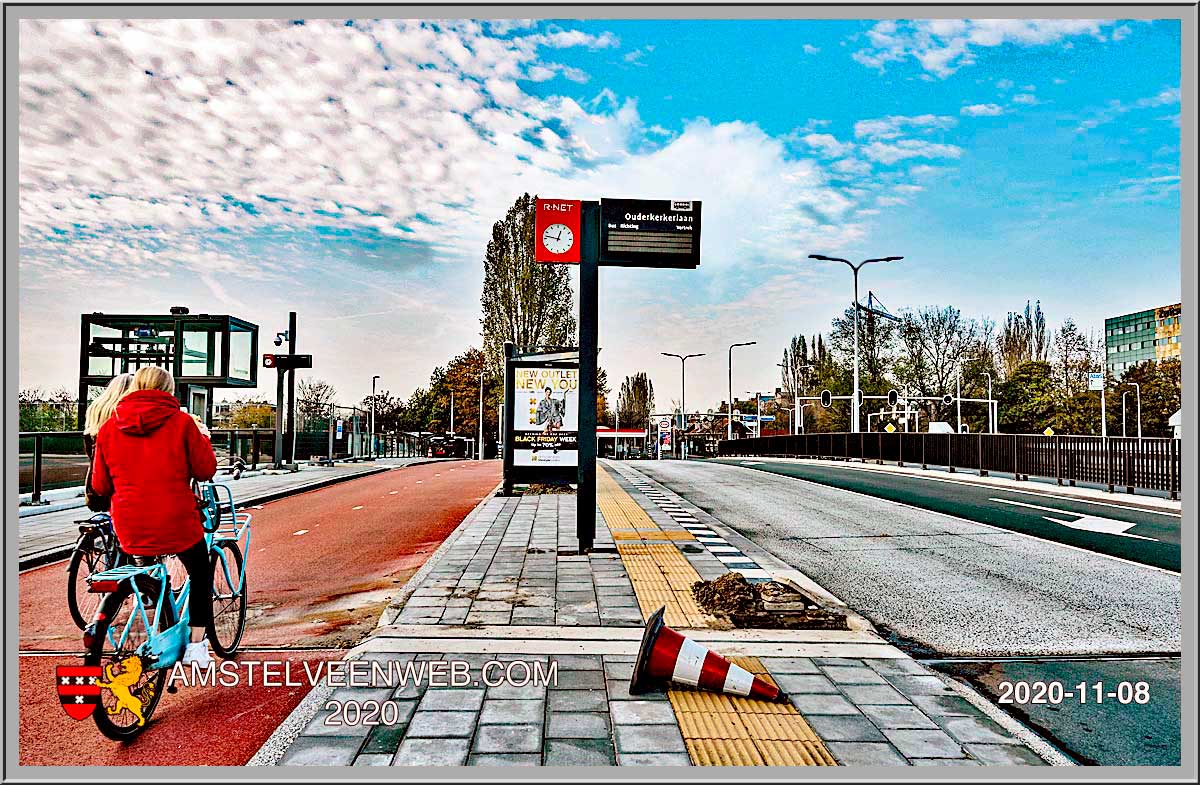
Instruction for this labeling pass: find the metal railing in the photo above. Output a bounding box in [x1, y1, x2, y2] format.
[718, 432, 1181, 499]
[18, 429, 434, 502]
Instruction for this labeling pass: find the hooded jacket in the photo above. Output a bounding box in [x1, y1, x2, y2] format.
[90, 389, 218, 556]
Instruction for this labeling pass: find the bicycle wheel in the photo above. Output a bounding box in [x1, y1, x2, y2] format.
[85, 577, 172, 741]
[207, 540, 246, 658]
[66, 531, 115, 630]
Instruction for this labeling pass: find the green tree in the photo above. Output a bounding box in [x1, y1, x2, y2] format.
[480, 193, 577, 375]
[596, 366, 612, 427]
[617, 372, 654, 432]
[997, 361, 1057, 434]
[1115, 358, 1181, 438]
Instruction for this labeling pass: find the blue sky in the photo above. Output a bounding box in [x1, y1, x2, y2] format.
[18, 18, 1181, 409]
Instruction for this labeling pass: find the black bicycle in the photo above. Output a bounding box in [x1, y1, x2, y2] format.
[67, 513, 126, 630]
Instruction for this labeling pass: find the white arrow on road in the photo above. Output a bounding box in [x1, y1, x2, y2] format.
[990, 498, 1158, 541]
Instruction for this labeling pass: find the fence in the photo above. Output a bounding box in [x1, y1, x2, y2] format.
[718, 432, 1181, 499]
[18, 429, 433, 502]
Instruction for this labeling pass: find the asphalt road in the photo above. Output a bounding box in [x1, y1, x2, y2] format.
[17, 460, 501, 766]
[632, 459, 1181, 766]
[712, 457, 1181, 571]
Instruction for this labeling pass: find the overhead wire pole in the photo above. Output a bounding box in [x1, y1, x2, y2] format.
[727, 341, 756, 440]
[808, 255, 902, 434]
[577, 201, 601, 552]
[370, 374, 379, 459]
[478, 370, 485, 460]
[662, 352, 704, 459]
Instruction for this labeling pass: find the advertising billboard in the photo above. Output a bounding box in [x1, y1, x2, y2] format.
[512, 365, 579, 467]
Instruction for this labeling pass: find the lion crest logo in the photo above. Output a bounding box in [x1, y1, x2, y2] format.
[95, 655, 152, 726]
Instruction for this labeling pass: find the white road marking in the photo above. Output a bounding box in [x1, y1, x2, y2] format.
[722, 464, 1177, 575]
[352, 505, 364, 510]
[292, 530, 308, 536]
[389, 491, 399, 495]
[990, 497, 1158, 541]
[740, 461, 764, 466]
[416, 480, 423, 484]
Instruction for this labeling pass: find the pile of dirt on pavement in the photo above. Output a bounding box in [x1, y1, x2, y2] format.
[692, 572, 759, 615]
[692, 573, 849, 630]
[524, 483, 576, 495]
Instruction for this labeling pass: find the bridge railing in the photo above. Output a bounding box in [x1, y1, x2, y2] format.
[717, 432, 1180, 499]
[18, 429, 432, 502]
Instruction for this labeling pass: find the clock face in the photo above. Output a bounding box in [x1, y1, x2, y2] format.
[542, 223, 574, 254]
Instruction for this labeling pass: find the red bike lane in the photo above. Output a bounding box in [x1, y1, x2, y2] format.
[17, 460, 500, 766]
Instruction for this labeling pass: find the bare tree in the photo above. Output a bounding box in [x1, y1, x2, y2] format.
[297, 378, 338, 426]
[894, 306, 984, 421]
[480, 193, 577, 375]
[779, 336, 813, 401]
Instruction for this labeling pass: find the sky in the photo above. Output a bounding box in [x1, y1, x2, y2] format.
[17, 17, 1182, 412]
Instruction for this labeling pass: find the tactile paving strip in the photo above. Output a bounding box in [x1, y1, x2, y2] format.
[669, 656, 838, 767]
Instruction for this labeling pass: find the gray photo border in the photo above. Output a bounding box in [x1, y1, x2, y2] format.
[4, 2, 1195, 782]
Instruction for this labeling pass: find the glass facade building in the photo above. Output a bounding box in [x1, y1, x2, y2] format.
[1105, 302, 1182, 376]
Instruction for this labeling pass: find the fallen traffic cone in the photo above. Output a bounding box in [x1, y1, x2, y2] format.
[629, 606, 789, 703]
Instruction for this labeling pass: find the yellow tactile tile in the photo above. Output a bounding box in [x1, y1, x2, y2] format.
[739, 712, 823, 742]
[668, 688, 736, 715]
[685, 738, 767, 766]
[754, 739, 838, 767]
[675, 712, 752, 740]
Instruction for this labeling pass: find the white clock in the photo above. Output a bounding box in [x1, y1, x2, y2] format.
[542, 223, 574, 254]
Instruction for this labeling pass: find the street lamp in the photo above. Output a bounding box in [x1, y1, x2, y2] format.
[1123, 381, 1142, 440]
[809, 255, 903, 433]
[370, 375, 380, 459]
[478, 370, 485, 460]
[728, 341, 756, 440]
[663, 351, 705, 459]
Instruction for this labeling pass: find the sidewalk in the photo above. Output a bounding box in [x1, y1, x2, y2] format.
[17, 458, 441, 569]
[256, 461, 1058, 768]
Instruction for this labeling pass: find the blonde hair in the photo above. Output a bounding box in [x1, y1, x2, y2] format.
[129, 366, 176, 396]
[85, 373, 135, 436]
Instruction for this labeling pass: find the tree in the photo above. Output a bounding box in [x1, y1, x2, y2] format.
[1115, 358, 1181, 438]
[830, 303, 899, 392]
[998, 300, 1049, 379]
[297, 378, 338, 429]
[617, 372, 654, 432]
[997, 361, 1057, 433]
[779, 335, 813, 401]
[596, 366, 612, 427]
[229, 401, 275, 428]
[480, 193, 577, 375]
[893, 306, 986, 425]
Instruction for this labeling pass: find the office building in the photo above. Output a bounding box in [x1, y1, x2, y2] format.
[1105, 302, 1182, 375]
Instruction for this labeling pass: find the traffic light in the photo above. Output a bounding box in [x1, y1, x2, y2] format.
[943, 394, 954, 406]
[887, 389, 899, 407]
[856, 389, 864, 405]
[820, 389, 832, 408]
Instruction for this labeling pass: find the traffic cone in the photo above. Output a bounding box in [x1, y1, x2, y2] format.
[629, 606, 789, 703]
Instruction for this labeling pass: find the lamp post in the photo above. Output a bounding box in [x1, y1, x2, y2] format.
[728, 341, 756, 440]
[1123, 381, 1142, 440]
[809, 255, 903, 433]
[370, 375, 380, 459]
[478, 370, 485, 460]
[799, 402, 813, 433]
[663, 352, 705, 459]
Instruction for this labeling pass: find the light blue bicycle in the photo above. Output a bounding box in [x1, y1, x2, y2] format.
[82, 482, 251, 740]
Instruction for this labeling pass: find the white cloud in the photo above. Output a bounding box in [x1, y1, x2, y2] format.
[1076, 86, 1181, 131]
[961, 103, 1004, 116]
[853, 114, 957, 140]
[853, 19, 1129, 77]
[1011, 93, 1038, 105]
[803, 44, 820, 55]
[996, 78, 1014, 89]
[802, 133, 855, 157]
[862, 139, 963, 165]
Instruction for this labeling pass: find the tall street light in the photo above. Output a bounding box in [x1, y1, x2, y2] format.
[663, 352, 705, 459]
[728, 341, 756, 440]
[478, 370, 485, 460]
[371, 374, 380, 459]
[809, 254, 903, 433]
[1123, 381, 1142, 440]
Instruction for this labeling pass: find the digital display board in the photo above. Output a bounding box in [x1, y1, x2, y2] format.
[599, 198, 701, 268]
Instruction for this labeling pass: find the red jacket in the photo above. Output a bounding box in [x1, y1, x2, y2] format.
[90, 389, 218, 556]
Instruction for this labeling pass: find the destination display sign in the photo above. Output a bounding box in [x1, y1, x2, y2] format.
[599, 198, 701, 269]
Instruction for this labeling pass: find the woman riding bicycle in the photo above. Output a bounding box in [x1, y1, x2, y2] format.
[82, 373, 134, 512]
[89, 366, 218, 667]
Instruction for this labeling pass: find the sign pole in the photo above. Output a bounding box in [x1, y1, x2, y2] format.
[274, 367, 285, 469]
[577, 201, 600, 552]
